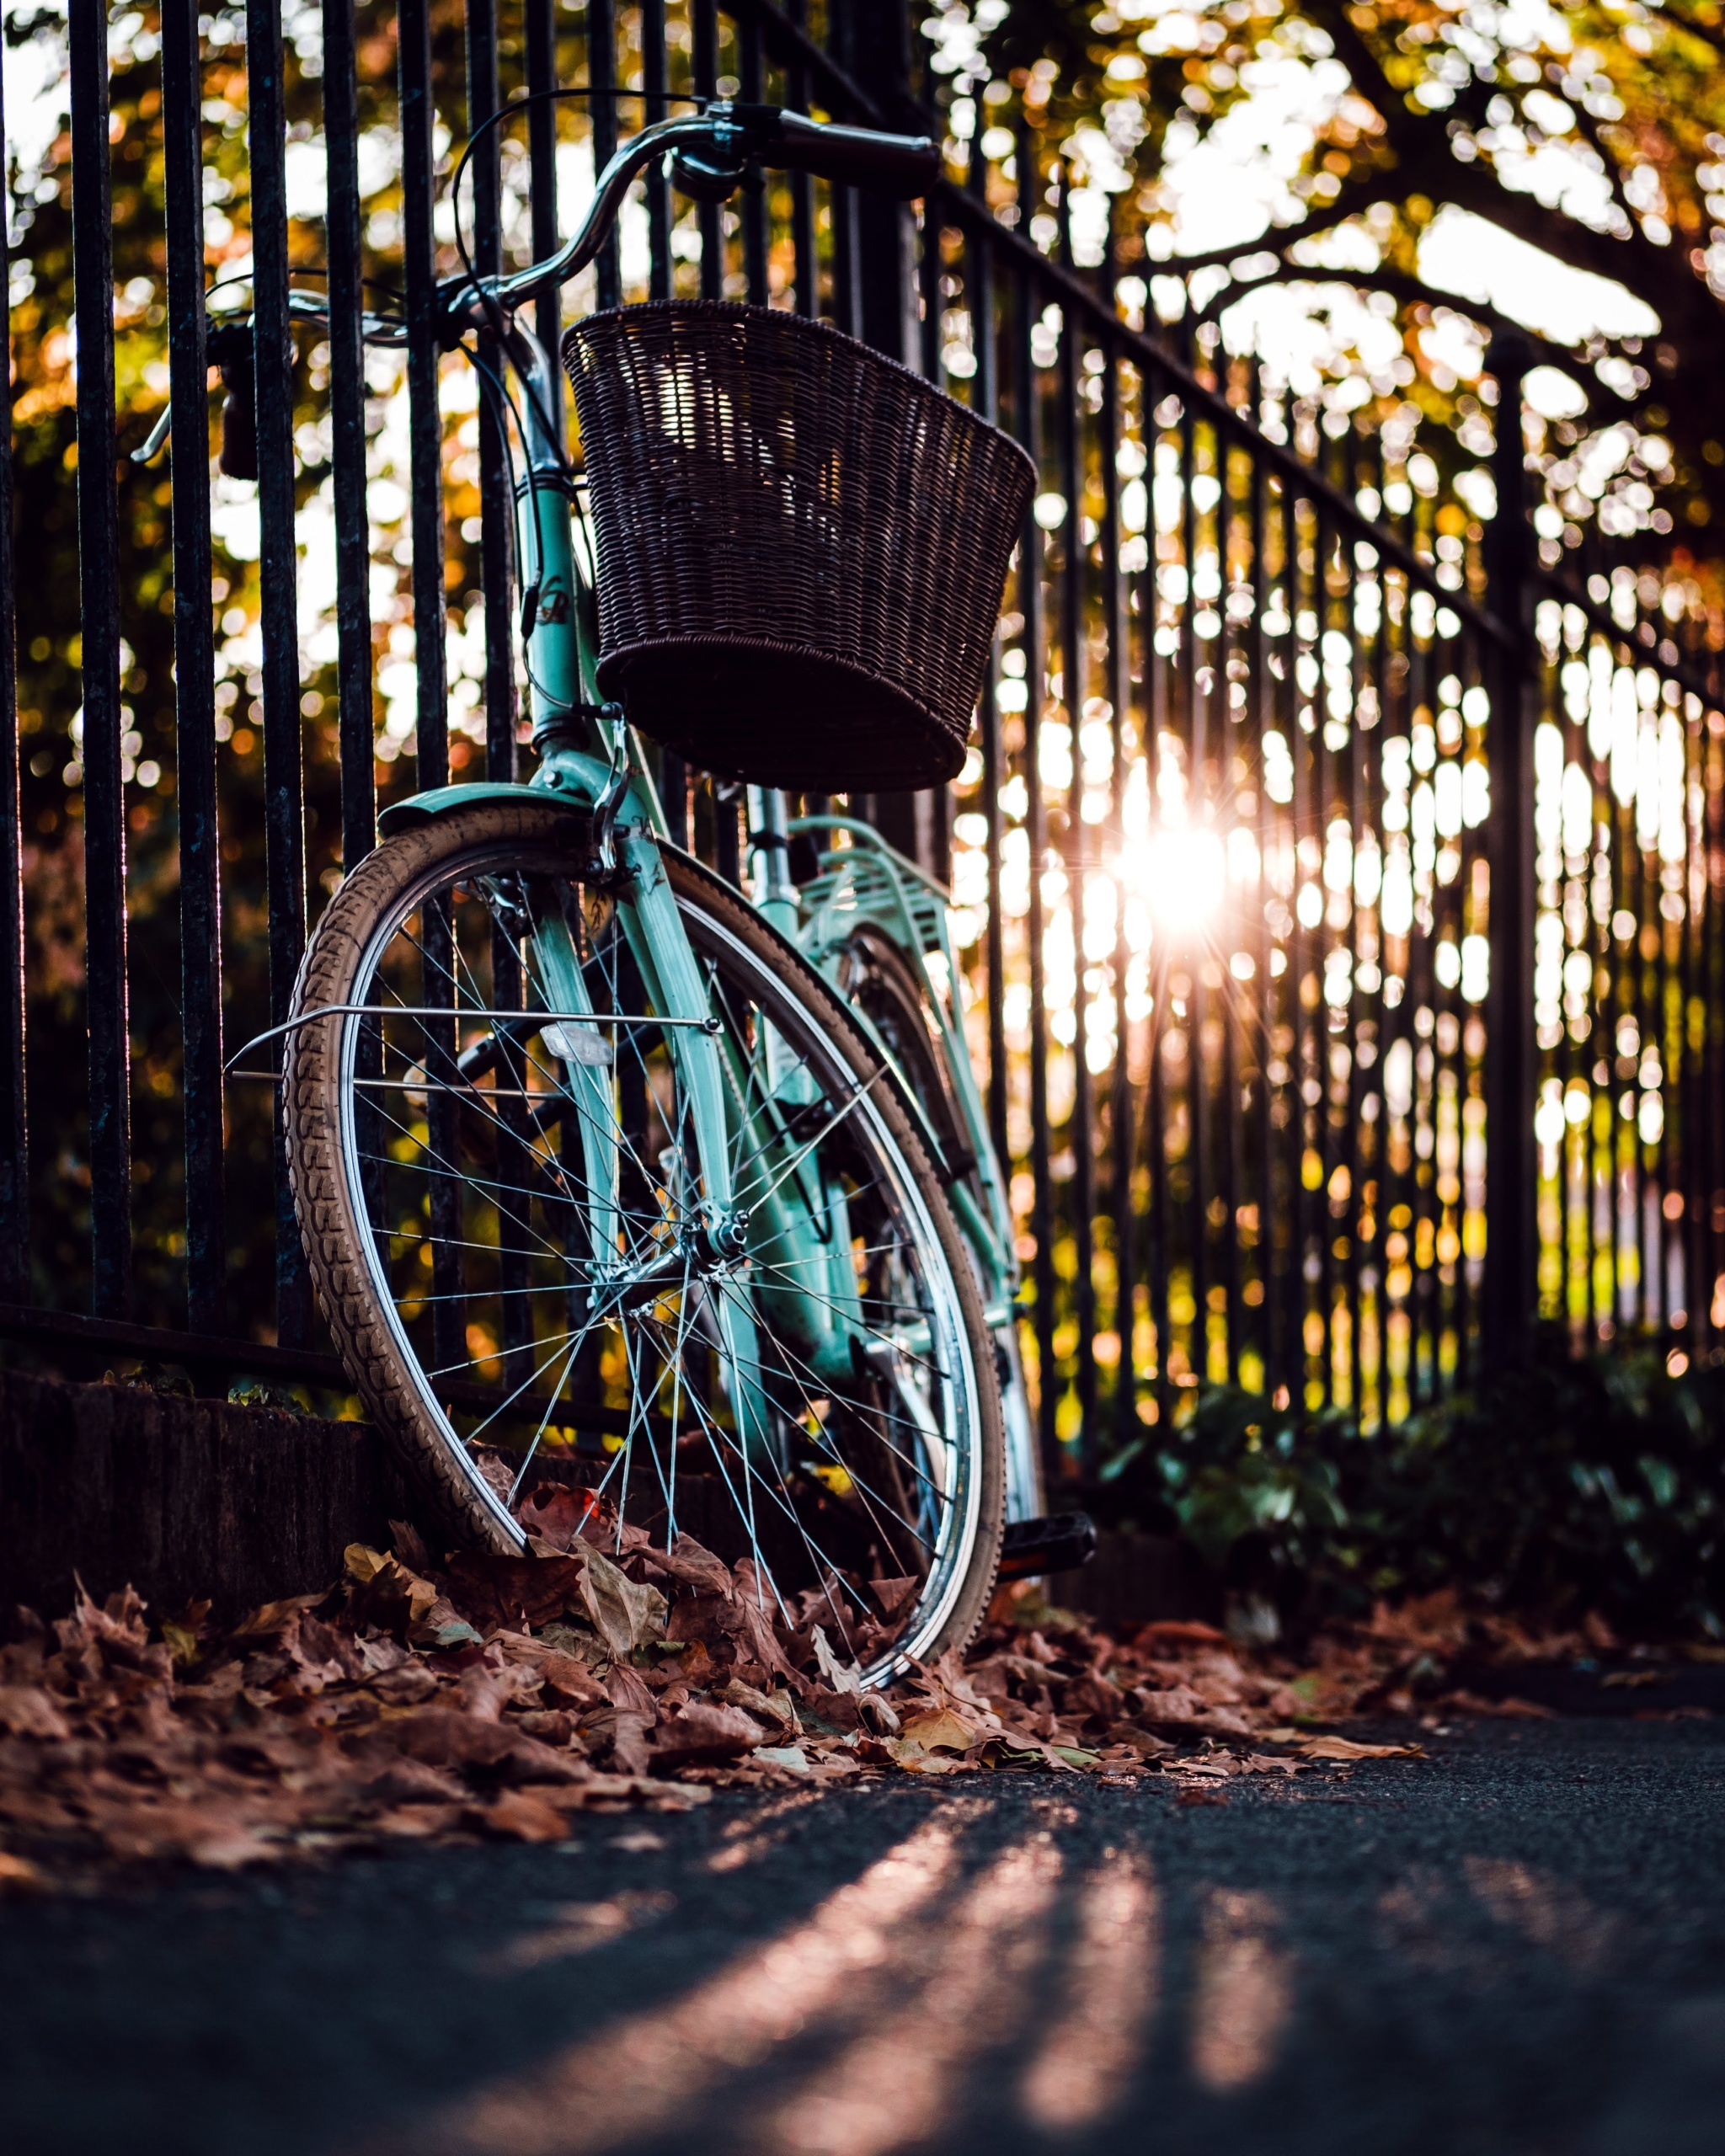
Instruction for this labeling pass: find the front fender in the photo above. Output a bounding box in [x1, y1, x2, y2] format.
[376, 782, 553, 836]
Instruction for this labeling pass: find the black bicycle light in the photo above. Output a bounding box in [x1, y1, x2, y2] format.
[670, 144, 748, 201]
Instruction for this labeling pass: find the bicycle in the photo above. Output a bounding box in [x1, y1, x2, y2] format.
[179, 102, 1067, 1678]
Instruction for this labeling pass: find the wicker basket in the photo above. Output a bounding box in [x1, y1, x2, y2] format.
[563, 302, 1035, 792]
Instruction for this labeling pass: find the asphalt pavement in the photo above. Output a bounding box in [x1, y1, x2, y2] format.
[4, 1716, 1725, 2156]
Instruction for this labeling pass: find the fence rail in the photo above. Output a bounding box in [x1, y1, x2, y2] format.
[3, 0, 1722, 1485]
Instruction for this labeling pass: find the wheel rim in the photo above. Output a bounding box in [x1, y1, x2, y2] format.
[327, 840, 986, 1678]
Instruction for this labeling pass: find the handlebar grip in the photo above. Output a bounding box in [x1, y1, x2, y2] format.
[763, 109, 940, 200]
[218, 360, 258, 483]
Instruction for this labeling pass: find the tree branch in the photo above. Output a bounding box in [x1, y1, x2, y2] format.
[1192, 255, 1637, 392]
[1146, 179, 1388, 276]
[1563, 95, 1645, 253]
[1658, 0, 1725, 64]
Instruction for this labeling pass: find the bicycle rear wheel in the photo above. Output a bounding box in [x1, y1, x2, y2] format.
[829, 921, 1043, 1526]
[286, 798, 1003, 1676]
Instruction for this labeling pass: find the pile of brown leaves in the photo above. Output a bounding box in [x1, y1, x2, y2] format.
[3, 1500, 1617, 1882]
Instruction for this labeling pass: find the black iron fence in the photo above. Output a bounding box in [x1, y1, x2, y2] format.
[3, 0, 1722, 1484]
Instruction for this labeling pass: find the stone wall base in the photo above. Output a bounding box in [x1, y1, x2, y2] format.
[0, 1370, 415, 1623]
[0, 1368, 1216, 1631]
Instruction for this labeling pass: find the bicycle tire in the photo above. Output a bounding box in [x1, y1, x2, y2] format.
[285, 797, 1005, 1673]
[834, 923, 974, 1187]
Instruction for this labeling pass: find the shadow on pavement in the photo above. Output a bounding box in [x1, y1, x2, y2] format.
[4, 1717, 1725, 2156]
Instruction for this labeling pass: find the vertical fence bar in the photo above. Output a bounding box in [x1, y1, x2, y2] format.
[784, 0, 816, 313]
[1014, 257, 1057, 1484]
[1101, 338, 1135, 1445]
[1288, 487, 1316, 1403]
[1484, 333, 1535, 1376]
[1338, 514, 1362, 1406]
[1710, 716, 1725, 1347]
[642, 0, 673, 300]
[1307, 494, 1331, 1404]
[1142, 359, 1172, 1423]
[467, 0, 531, 1362]
[0, 52, 24, 1303]
[588, 0, 622, 311]
[692, 0, 723, 299]
[1685, 694, 1704, 1342]
[970, 234, 1009, 1188]
[526, 0, 563, 398]
[322, 0, 384, 1260]
[163, 0, 224, 1334]
[467, 0, 516, 790]
[1056, 291, 1097, 1472]
[917, 201, 939, 382]
[1359, 487, 1386, 1414]
[978, 639, 1008, 1171]
[1250, 451, 1279, 1398]
[248, 0, 310, 1346]
[644, 0, 684, 842]
[398, 0, 462, 1370]
[825, 3, 859, 336]
[70, 0, 130, 1319]
[324, 0, 376, 878]
[1178, 393, 1208, 1383]
[739, 13, 769, 302]
[713, 782, 742, 885]
[849, 0, 913, 360]
[400, 0, 447, 773]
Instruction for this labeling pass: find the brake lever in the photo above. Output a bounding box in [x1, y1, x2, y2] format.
[130, 406, 174, 467]
[585, 728, 633, 883]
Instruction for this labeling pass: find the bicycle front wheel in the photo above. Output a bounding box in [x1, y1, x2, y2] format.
[286, 798, 1003, 1677]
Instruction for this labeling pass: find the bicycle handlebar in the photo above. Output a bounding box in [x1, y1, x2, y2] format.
[131, 107, 939, 467]
[484, 104, 938, 311]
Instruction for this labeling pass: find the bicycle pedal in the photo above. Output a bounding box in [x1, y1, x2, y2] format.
[996, 1512, 1098, 1581]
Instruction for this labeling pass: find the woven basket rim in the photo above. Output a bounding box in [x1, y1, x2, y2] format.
[563, 297, 1037, 488]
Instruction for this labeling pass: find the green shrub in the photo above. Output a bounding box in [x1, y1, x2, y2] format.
[1097, 1330, 1725, 1636]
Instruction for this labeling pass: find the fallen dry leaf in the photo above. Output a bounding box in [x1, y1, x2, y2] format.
[0, 1849, 45, 1892]
[883, 1738, 964, 1774]
[231, 1594, 323, 1641]
[1439, 1691, 1557, 1720]
[0, 1685, 71, 1740]
[1294, 1735, 1426, 1762]
[896, 1706, 979, 1754]
[650, 1701, 766, 1770]
[445, 1552, 588, 1633]
[579, 1547, 668, 1659]
[752, 1744, 812, 1774]
[483, 1789, 577, 1843]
